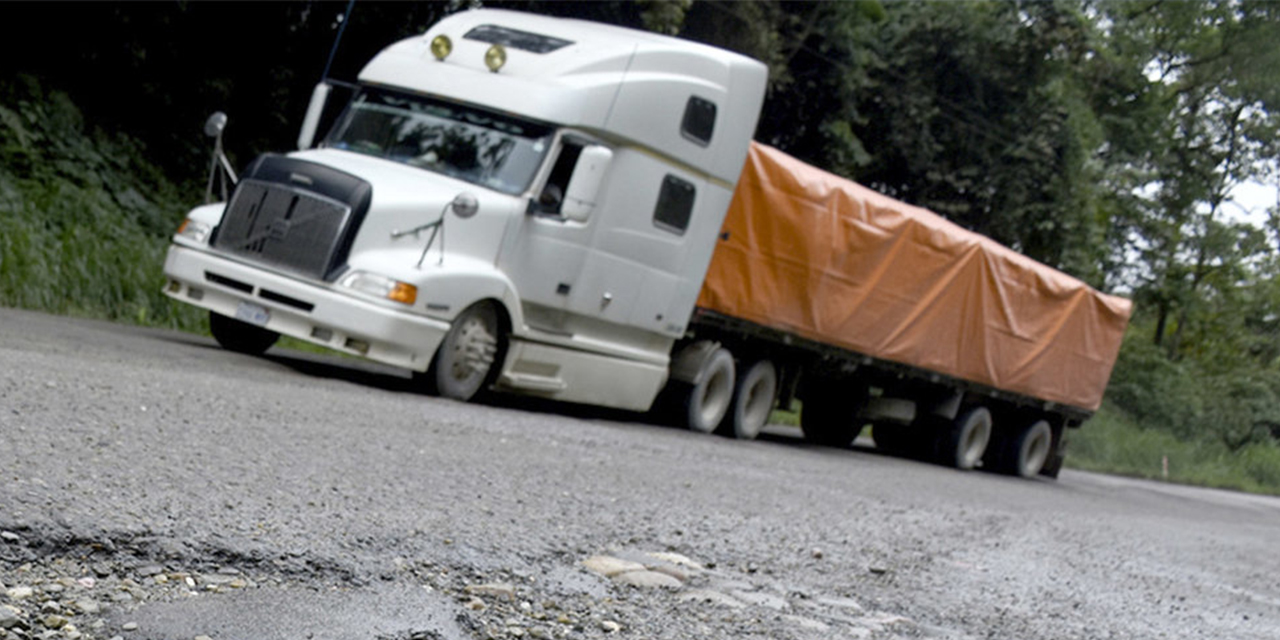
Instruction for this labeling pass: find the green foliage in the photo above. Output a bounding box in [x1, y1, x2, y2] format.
[1105, 337, 1205, 439]
[678, 1, 884, 177]
[0, 76, 204, 330]
[848, 1, 1110, 278]
[637, 0, 693, 35]
[1105, 327, 1280, 451]
[1101, 0, 1280, 359]
[1068, 404, 1280, 496]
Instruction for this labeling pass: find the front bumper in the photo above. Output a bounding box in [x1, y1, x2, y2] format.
[163, 244, 448, 372]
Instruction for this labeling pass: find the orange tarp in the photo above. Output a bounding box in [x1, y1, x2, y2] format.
[697, 143, 1132, 412]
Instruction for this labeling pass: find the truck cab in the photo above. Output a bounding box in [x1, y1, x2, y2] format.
[163, 9, 768, 410]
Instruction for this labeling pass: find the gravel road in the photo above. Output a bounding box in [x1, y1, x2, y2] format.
[2, 307, 1278, 640]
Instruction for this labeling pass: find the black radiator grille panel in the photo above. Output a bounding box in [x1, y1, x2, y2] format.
[212, 180, 353, 281]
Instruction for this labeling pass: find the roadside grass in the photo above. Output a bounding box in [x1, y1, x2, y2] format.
[0, 183, 205, 331]
[769, 406, 801, 427]
[1067, 405, 1280, 496]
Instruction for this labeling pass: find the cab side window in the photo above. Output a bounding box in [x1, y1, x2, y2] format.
[534, 140, 584, 215]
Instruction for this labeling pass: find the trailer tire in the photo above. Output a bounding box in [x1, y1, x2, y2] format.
[210, 311, 279, 355]
[800, 382, 867, 447]
[725, 360, 777, 440]
[990, 419, 1053, 478]
[1039, 426, 1066, 479]
[938, 407, 992, 470]
[424, 302, 502, 402]
[683, 347, 736, 434]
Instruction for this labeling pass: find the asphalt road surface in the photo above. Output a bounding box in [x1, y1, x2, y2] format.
[2, 307, 1278, 640]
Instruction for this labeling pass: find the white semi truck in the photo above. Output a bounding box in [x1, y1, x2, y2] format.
[163, 9, 1130, 478]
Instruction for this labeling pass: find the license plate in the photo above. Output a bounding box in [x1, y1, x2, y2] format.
[234, 301, 270, 327]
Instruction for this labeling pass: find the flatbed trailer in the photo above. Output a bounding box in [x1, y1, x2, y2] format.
[671, 143, 1130, 477]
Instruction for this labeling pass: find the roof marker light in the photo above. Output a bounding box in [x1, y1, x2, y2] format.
[430, 35, 452, 61]
[484, 44, 507, 73]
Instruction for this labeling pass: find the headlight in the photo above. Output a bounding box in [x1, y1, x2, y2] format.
[340, 271, 418, 305]
[175, 218, 212, 244]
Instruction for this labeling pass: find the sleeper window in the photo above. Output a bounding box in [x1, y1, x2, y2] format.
[653, 175, 696, 235]
[681, 96, 716, 146]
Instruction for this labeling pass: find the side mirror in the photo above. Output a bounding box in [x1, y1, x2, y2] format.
[297, 83, 333, 150]
[561, 145, 613, 223]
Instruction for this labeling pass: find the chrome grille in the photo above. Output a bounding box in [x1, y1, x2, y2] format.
[212, 180, 353, 281]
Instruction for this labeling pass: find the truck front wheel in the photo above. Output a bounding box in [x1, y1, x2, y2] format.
[209, 311, 279, 355]
[425, 302, 502, 402]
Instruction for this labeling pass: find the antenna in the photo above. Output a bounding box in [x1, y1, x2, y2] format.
[322, 0, 357, 81]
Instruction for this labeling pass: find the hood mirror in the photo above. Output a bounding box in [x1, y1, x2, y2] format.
[203, 112, 237, 204]
[450, 192, 479, 219]
[204, 112, 228, 138]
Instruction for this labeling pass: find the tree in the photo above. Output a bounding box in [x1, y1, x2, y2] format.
[844, 1, 1111, 280]
[1102, 0, 1280, 358]
[675, 1, 886, 175]
[1097, 0, 1280, 448]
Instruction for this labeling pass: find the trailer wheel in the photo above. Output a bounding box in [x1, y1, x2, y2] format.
[990, 419, 1053, 478]
[800, 382, 866, 447]
[683, 347, 736, 434]
[726, 360, 777, 440]
[1039, 425, 1066, 479]
[210, 311, 279, 355]
[424, 302, 502, 402]
[939, 407, 992, 470]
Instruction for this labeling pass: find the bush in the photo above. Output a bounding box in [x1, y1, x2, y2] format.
[1104, 338, 1205, 439]
[1069, 405, 1280, 496]
[1105, 333, 1280, 450]
[0, 76, 204, 330]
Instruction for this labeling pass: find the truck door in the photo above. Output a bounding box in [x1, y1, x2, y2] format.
[496, 137, 594, 334]
[565, 154, 712, 338]
[501, 137, 726, 341]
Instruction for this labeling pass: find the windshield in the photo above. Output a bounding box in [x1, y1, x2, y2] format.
[326, 88, 553, 195]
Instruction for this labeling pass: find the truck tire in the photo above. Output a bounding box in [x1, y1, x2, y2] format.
[424, 302, 502, 402]
[726, 360, 777, 440]
[800, 382, 866, 447]
[989, 419, 1053, 478]
[683, 347, 735, 434]
[1039, 425, 1066, 479]
[209, 311, 279, 355]
[938, 407, 992, 470]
